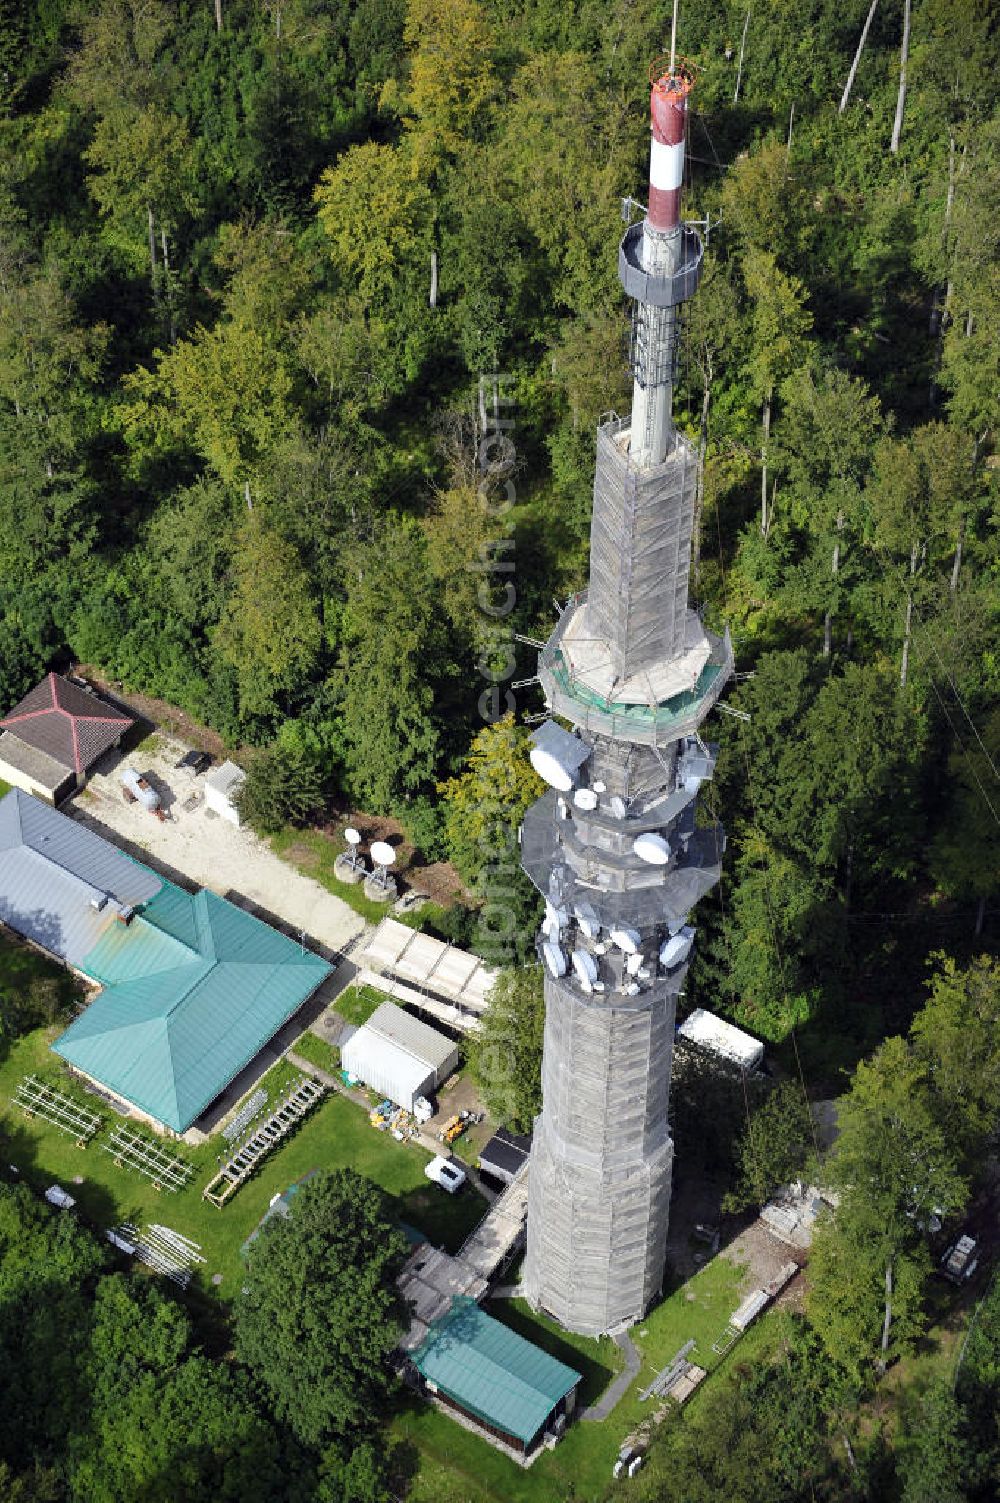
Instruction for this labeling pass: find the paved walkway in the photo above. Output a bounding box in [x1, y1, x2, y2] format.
[582, 1329, 642, 1422]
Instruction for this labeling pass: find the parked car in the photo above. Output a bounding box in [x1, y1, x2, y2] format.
[941, 1234, 979, 1283]
[424, 1156, 466, 1194]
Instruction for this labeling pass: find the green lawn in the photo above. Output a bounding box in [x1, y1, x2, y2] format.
[269, 828, 420, 925]
[334, 983, 391, 1027]
[292, 1030, 341, 1074]
[0, 778, 11, 797]
[393, 1253, 750, 1503]
[0, 1026, 485, 1300]
[0, 929, 80, 1011]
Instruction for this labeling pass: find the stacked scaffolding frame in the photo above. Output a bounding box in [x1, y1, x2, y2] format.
[118, 1222, 205, 1287]
[203, 1077, 324, 1207]
[14, 1074, 102, 1143]
[103, 1125, 194, 1191]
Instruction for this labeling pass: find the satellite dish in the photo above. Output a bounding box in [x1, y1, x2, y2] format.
[543, 943, 568, 978]
[624, 982, 641, 996]
[344, 827, 361, 846]
[634, 832, 670, 865]
[574, 902, 600, 939]
[530, 746, 576, 792]
[370, 840, 396, 867]
[626, 952, 644, 976]
[572, 949, 598, 987]
[573, 788, 598, 811]
[545, 901, 568, 930]
[609, 795, 628, 820]
[660, 926, 695, 969]
[592, 780, 607, 794]
[611, 927, 641, 954]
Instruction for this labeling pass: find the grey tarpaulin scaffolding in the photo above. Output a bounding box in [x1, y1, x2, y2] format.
[520, 197, 734, 1327]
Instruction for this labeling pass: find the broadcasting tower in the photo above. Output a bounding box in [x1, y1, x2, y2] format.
[519, 58, 733, 1335]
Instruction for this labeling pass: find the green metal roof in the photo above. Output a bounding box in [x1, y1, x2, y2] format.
[412, 1297, 581, 1446]
[53, 882, 331, 1132]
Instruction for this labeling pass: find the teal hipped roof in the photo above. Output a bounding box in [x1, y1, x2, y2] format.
[412, 1298, 581, 1446]
[53, 882, 331, 1132]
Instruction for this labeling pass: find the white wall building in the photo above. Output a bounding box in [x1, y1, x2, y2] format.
[341, 1000, 459, 1112]
[204, 760, 246, 826]
[676, 1008, 764, 1072]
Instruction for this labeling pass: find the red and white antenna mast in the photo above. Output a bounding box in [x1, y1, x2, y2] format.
[620, 42, 701, 469]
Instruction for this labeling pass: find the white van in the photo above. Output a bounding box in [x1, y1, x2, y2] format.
[424, 1156, 467, 1194]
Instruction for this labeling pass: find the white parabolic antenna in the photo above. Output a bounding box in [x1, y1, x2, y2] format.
[634, 832, 670, 865]
[574, 901, 600, 939]
[371, 840, 396, 867]
[611, 927, 641, 954]
[344, 827, 361, 847]
[573, 787, 598, 811]
[543, 943, 568, 978]
[660, 926, 695, 968]
[572, 949, 598, 987]
[530, 747, 576, 792]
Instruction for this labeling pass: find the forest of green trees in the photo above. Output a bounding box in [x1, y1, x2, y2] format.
[0, 0, 998, 1498]
[0, 0, 995, 1050]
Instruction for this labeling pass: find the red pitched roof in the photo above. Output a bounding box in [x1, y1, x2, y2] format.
[1, 674, 133, 775]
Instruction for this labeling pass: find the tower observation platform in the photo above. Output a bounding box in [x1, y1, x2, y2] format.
[519, 59, 733, 1336]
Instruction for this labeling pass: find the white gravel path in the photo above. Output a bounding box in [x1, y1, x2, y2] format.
[71, 738, 367, 957]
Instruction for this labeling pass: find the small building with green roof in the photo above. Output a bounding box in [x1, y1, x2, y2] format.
[53, 878, 331, 1134]
[411, 1296, 581, 1456]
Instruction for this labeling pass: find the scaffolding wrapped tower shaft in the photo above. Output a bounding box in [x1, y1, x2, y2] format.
[520, 57, 732, 1337]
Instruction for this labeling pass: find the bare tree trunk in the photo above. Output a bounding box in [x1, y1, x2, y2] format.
[429, 247, 438, 309]
[160, 228, 176, 344]
[692, 384, 711, 595]
[214, 0, 222, 32]
[878, 1259, 893, 1375]
[890, 0, 911, 154]
[901, 595, 913, 686]
[950, 514, 965, 597]
[900, 542, 918, 688]
[840, 0, 879, 113]
[825, 523, 843, 658]
[975, 894, 985, 936]
[147, 204, 157, 288]
[787, 102, 795, 154]
[930, 135, 958, 403]
[733, 10, 750, 106]
[244, 480, 253, 513]
[760, 394, 771, 536]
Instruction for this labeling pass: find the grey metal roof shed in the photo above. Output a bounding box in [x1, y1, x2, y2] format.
[341, 1000, 459, 1112]
[0, 790, 161, 965]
